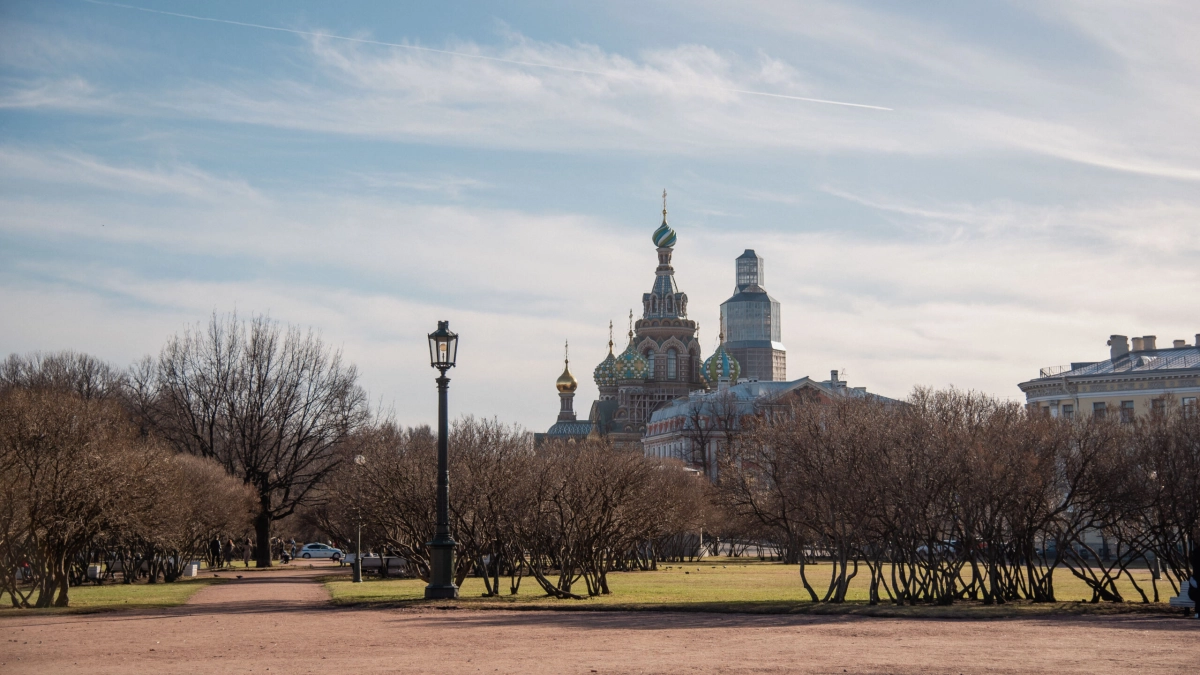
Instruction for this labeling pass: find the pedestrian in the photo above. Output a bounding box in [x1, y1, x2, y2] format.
[209, 536, 222, 569]
[289, 538, 297, 559]
[223, 537, 234, 567]
[243, 537, 252, 568]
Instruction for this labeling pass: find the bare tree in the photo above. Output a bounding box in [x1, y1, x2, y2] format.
[147, 313, 370, 566]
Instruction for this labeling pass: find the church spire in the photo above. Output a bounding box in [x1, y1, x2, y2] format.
[645, 194, 685, 320]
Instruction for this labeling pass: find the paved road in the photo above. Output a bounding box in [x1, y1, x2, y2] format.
[1, 564, 1196, 674]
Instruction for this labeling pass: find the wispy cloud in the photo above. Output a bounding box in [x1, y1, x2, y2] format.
[4, 150, 1199, 424]
[0, 148, 263, 200]
[346, 171, 489, 198]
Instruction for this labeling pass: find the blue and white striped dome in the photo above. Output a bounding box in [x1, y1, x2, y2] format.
[652, 221, 677, 248]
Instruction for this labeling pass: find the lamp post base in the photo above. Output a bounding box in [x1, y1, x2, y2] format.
[424, 539, 459, 600]
[424, 584, 460, 599]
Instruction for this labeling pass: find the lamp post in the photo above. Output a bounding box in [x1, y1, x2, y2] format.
[425, 320, 459, 599]
[352, 454, 366, 584]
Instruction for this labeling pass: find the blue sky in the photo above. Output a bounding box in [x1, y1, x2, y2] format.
[2, 0, 1198, 429]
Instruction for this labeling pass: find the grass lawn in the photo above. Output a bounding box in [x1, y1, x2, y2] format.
[0, 577, 223, 614]
[325, 558, 1182, 618]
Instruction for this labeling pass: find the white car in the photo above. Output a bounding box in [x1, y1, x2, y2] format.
[298, 543, 343, 561]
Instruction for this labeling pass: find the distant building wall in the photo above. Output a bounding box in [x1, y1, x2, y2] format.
[1018, 333, 1200, 420]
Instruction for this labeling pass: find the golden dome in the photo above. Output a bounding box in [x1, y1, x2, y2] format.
[556, 362, 578, 393]
[556, 339, 578, 393]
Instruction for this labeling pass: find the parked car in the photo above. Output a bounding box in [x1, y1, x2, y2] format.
[298, 543, 343, 560]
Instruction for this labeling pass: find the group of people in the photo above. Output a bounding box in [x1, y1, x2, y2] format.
[207, 537, 253, 569]
[207, 536, 302, 569]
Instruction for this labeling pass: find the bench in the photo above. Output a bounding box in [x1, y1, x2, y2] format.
[356, 556, 408, 576]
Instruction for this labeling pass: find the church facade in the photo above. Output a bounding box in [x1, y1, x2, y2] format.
[589, 202, 706, 447]
[538, 196, 792, 449]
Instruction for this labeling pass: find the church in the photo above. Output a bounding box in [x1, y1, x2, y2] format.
[537, 194, 788, 448]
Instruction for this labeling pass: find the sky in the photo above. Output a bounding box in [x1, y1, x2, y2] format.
[2, 0, 1198, 430]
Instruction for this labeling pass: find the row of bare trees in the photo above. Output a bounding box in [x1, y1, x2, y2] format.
[2, 311, 371, 607]
[719, 389, 1200, 605]
[317, 418, 712, 598]
[0, 354, 254, 608]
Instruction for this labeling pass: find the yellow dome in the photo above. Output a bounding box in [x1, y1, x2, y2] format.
[556, 361, 578, 393]
[556, 339, 578, 393]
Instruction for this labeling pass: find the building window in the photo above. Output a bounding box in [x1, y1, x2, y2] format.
[1062, 404, 1074, 419]
[1093, 402, 1107, 419]
[646, 351, 655, 376]
[1120, 400, 1134, 423]
[667, 349, 678, 379]
[1184, 397, 1197, 417]
[1041, 406, 1051, 417]
[1151, 398, 1166, 417]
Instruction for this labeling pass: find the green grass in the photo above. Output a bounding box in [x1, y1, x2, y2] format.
[324, 558, 1183, 618]
[0, 577, 223, 614]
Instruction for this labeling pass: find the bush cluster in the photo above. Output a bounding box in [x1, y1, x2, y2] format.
[720, 388, 1200, 604]
[0, 353, 253, 608]
[317, 418, 712, 598]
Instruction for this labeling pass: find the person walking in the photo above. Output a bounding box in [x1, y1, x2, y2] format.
[209, 536, 222, 570]
[223, 537, 235, 568]
[289, 538, 297, 559]
[243, 537, 252, 568]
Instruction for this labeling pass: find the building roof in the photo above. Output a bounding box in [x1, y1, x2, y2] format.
[543, 420, 594, 437]
[647, 375, 894, 426]
[1024, 346, 1200, 382]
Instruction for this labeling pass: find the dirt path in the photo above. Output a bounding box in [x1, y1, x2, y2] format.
[1, 566, 1197, 674]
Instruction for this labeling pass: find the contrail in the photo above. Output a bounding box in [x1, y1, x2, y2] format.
[81, 0, 893, 112]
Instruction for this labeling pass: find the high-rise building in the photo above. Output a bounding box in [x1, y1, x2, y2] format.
[719, 250, 785, 381]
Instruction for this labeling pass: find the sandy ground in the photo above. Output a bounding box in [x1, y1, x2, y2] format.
[2, 564, 1197, 674]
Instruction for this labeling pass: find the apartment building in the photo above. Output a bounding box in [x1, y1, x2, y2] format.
[1018, 333, 1200, 419]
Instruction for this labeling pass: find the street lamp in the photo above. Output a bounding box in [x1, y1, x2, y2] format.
[425, 320, 459, 599]
[352, 454, 366, 584]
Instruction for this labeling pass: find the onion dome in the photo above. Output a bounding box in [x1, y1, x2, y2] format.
[702, 335, 740, 386]
[614, 343, 650, 380]
[652, 189, 677, 248]
[652, 221, 676, 248]
[594, 323, 618, 389]
[613, 325, 650, 381]
[594, 345, 617, 389]
[556, 363, 577, 393]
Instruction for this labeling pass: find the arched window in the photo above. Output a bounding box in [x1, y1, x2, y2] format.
[645, 350, 655, 376]
[651, 296, 658, 313]
[667, 348, 678, 379]
[666, 296, 673, 313]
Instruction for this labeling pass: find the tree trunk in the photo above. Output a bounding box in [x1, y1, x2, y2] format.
[255, 507, 272, 568]
[53, 559, 70, 608]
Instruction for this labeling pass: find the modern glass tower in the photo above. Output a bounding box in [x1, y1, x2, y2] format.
[719, 250, 785, 381]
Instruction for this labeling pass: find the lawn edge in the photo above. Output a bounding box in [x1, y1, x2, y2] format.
[0, 577, 227, 616]
[320, 579, 1182, 620]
